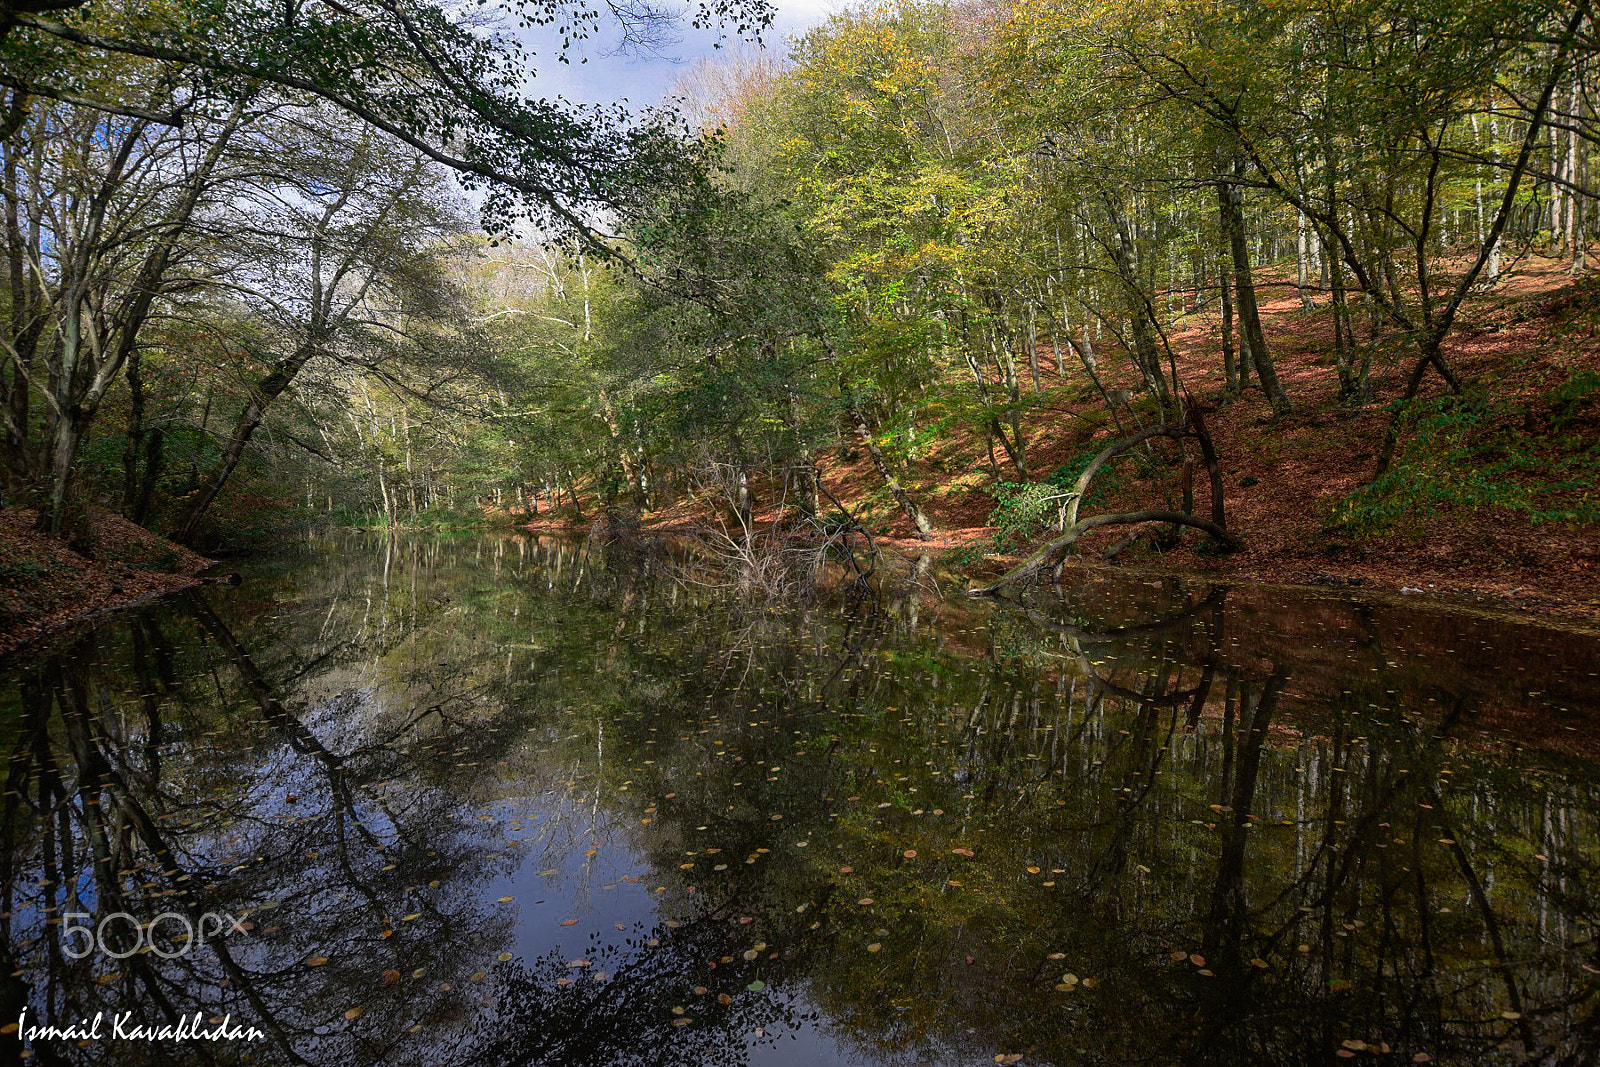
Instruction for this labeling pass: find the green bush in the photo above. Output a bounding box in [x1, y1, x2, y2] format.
[1331, 383, 1600, 535]
[987, 451, 1130, 548]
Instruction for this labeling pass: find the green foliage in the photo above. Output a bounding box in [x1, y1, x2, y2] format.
[0, 558, 46, 590]
[1332, 387, 1600, 535]
[408, 505, 490, 531]
[1545, 369, 1600, 429]
[4, 0, 774, 240]
[986, 452, 1130, 547]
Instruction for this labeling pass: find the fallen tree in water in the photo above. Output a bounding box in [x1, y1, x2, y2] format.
[969, 399, 1238, 597]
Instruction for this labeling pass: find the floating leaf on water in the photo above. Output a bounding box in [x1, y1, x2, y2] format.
[381, 969, 400, 986]
[402, 913, 422, 922]
[718, 993, 731, 1005]
[1047, 953, 1066, 961]
[343, 1007, 363, 1021]
[746, 981, 765, 991]
[857, 898, 874, 905]
[497, 896, 514, 903]
[498, 952, 513, 962]
[307, 957, 329, 967]
[743, 949, 759, 961]
[867, 943, 882, 953]
[560, 919, 579, 927]
[903, 850, 917, 858]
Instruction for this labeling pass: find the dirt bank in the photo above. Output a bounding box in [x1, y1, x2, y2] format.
[0, 507, 214, 658]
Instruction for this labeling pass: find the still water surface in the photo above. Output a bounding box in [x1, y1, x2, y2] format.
[2, 533, 1598, 1066]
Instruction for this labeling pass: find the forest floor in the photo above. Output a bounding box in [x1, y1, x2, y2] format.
[0, 507, 215, 657]
[525, 254, 1600, 626]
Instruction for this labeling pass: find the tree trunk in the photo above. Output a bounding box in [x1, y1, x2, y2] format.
[171, 343, 317, 542]
[121, 345, 146, 518]
[1218, 247, 1237, 394]
[849, 405, 934, 540]
[1218, 163, 1290, 416]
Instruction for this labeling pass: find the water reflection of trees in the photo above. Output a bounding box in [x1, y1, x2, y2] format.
[0, 585, 540, 1065]
[596, 574, 1600, 1066]
[3, 535, 1599, 1066]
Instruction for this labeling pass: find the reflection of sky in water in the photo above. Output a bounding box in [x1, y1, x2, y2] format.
[3, 532, 1600, 1066]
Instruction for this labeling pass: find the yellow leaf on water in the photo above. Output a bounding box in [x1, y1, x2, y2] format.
[344, 1007, 363, 1021]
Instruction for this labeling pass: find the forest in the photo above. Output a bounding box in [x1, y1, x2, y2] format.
[6, 3, 1600, 1061]
[1, 0, 1598, 624]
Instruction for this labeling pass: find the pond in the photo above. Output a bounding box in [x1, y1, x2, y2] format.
[2, 532, 1598, 1066]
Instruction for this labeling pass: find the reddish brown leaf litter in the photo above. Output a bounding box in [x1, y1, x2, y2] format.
[0, 506, 213, 657]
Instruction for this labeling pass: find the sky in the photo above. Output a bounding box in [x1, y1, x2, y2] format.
[511, 0, 841, 112]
